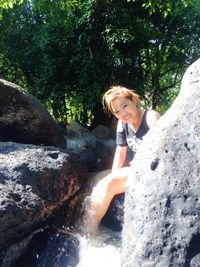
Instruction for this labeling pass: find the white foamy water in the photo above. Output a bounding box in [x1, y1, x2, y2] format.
[76, 226, 121, 267]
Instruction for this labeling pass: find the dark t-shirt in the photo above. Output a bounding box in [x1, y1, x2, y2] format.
[116, 110, 149, 157]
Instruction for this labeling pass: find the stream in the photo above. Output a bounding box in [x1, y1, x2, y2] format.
[13, 175, 123, 267]
[14, 209, 122, 267]
[76, 225, 121, 267]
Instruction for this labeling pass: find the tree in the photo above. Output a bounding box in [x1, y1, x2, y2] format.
[0, 0, 199, 125]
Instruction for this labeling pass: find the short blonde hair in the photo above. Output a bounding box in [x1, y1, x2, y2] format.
[102, 85, 140, 114]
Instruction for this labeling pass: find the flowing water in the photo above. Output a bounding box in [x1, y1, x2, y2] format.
[76, 225, 121, 267]
[14, 225, 121, 267]
[14, 179, 122, 267]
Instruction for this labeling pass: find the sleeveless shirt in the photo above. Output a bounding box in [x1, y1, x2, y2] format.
[116, 110, 149, 156]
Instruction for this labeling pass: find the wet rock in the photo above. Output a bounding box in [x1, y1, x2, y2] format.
[14, 228, 79, 267]
[102, 193, 124, 232]
[0, 79, 65, 148]
[0, 142, 87, 266]
[122, 60, 200, 266]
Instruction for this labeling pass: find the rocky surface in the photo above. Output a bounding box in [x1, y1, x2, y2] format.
[102, 193, 125, 232]
[0, 142, 87, 267]
[0, 79, 66, 148]
[66, 120, 116, 171]
[14, 228, 79, 267]
[122, 59, 200, 266]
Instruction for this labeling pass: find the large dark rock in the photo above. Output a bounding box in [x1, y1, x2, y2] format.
[122, 59, 200, 266]
[0, 142, 87, 267]
[0, 79, 66, 148]
[14, 228, 79, 267]
[102, 193, 124, 232]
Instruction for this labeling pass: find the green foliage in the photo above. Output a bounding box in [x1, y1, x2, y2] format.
[128, 0, 199, 16]
[0, 0, 199, 124]
[0, 0, 23, 9]
[0, 0, 23, 19]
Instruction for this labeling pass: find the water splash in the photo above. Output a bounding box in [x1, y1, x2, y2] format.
[76, 226, 121, 267]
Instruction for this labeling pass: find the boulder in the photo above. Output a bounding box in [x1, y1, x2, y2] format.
[66, 120, 96, 152]
[102, 193, 124, 232]
[14, 228, 79, 267]
[95, 138, 116, 170]
[0, 142, 87, 266]
[0, 79, 66, 148]
[66, 120, 116, 171]
[122, 59, 200, 266]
